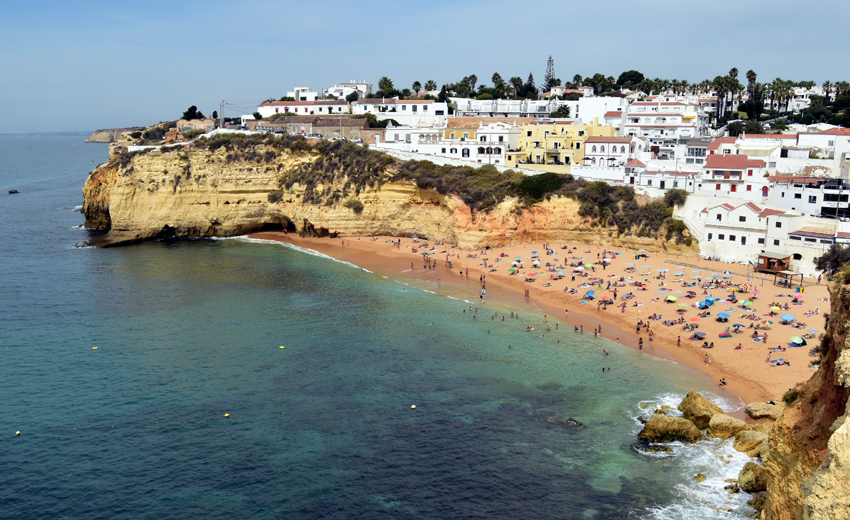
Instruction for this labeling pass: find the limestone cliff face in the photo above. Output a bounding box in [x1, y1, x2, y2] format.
[82, 144, 698, 253]
[85, 128, 142, 143]
[759, 282, 850, 520]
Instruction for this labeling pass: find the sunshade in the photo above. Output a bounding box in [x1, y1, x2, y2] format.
[692, 269, 702, 273]
[694, 331, 706, 337]
[678, 303, 689, 308]
[790, 336, 804, 344]
[771, 306, 781, 311]
[658, 268, 669, 272]
[585, 290, 595, 296]
[641, 265, 651, 268]
[717, 313, 730, 318]
[781, 314, 796, 321]
[723, 270, 732, 275]
[638, 249, 648, 253]
[808, 328, 819, 334]
[692, 275, 702, 279]
[723, 274, 733, 278]
[674, 271, 685, 276]
[666, 296, 677, 301]
[585, 263, 594, 268]
[690, 317, 700, 322]
[733, 323, 745, 327]
[626, 262, 635, 265]
[557, 271, 566, 275]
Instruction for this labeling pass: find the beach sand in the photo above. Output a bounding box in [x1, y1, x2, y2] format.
[249, 232, 828, 406]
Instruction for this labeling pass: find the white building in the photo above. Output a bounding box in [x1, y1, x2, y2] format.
[257, 100, 350, 118]
[286, 87, 319, 102]
[352, 99, 448, 127]
[582, 136, 641, 167]
[323, 80, 373, 100]
[451, 97, 566, 118]
[621, 101, 710, 146]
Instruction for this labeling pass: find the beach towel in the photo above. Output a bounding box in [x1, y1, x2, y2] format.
[719, 333, 733, 338]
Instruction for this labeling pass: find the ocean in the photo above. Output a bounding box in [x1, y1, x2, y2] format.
[0, 134, 755, 519]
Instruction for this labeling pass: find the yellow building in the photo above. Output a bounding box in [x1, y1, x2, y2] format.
[505, 119, 618, 174]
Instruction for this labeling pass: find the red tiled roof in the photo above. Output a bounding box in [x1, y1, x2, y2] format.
[818, 128, 850, 135]
[740, 134, 797, 139]
[837, 232, 850, 238]
[707, 137, 736, 150]
[758, 209, 785, 218]
[744, 202, 762, 213]
[625, 159, 645, 167]
[604, 111, 624, 117]
[720, 203, 736, 211]
[701, 207, 708, 213]
[260, 100, 348, 106]
[769, 175, 826, 183]
[704, 154, 765, 169]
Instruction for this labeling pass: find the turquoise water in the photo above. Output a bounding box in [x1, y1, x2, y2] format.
[0, 135, 754, 519]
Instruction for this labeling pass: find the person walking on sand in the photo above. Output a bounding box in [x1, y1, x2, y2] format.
[677, 336, 681, 347]
[638, 337, 643, 350]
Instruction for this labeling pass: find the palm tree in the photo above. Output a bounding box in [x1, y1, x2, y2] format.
[837, 81, 850, 97]
[573, 74, 582, 88]
[822, 80, 833, 102]
[468, 74, 478, 92]
[509, 76, 523, 97]
[424, 80, 437, 91]
[746, 70, 757, 98]
[412, 81, 421, 94]
[712, 76, 727, 121]
[492, 73, 503, 92]
[378, 76, 394, 93]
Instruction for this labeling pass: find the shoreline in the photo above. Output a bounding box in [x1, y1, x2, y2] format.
[247, 232, 827, 407]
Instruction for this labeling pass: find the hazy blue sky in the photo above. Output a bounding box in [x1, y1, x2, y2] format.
[2, 0, 848, 133]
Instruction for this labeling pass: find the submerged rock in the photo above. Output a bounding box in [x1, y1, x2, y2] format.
[708, 414, 751, 439]
[739, 462, 768, 493]
[734, 430, 769, 457]
[694, 473, 707, 482]
[638, 414, 701, 443]
[678, 390, 723, 429]
[745, 402, 784, 421]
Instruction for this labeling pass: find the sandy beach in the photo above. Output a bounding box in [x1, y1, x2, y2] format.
[249, 231, 828, 406]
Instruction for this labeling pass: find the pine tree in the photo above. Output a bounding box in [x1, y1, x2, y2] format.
[525, 73, 537, 98]
[544, 55, 556, 91]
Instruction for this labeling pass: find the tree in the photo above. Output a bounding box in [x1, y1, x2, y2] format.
[822, 80, 833, 101]
[524, 73, 537, 98]
[412, 81, 421, 93]
[744, 120, 765, 134]
[814, 244, 850, 274]
[401, 88, 411, 98]
[211, 110, 218, 119]
[727, 121, 744, 136]
[346, 91, 360, 103]
[509, 76, 523, 97]
[746, 70, 757, 96]
[468, 74, 478, 92]
[182, 105, 204, 120]
[437, 85, 449, 103]
[378, 76, 394, 92]
[663, 189, 688, 207]
[491, 72, 503, 90]
[550, 105, 571, 118]
[252, 111, 262, 120]
[543, 55, 556, 91]
[739, 82, 765, 121]
[572, 74, 582, 88]
[616, 70, 644, 88]
[424, 80, 437, 91]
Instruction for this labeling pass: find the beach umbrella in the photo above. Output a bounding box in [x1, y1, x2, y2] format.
[585, 263, 594, 268]
[771, 306, 781, 311]
[733, 323, 745, 328]
[762, 320, 774, 325]
[692, 269, 702, 273]
[508, 268, 516, 272]
[686, 291, 696, 295]
[723, 270, 732, 275]
[658, 268, 669, 272]
[585, 290, 595, 296]
[723, 274, 733, 278]
[717, 312, 730, 319]
[690, 317, 700, 322]
[515, 256, 522, 259]
[694, 331, 706, 337]
[641, 265, 651, 268]
[674, 271, 685, 276]
[808, 328, 819, 334]
[602, 258, 611, 263]
[531, 251, 538, 254]
[792, 295, 802, 299]
[781, 314, 796, 321]
[626, 262, 635, 265]
[557, 271, 566, 275]
[678, 303, 689, 308]
[575, 266, 585, 271]
[741, 300, 752, 306]
[666, 296, 677, 301]
[527, 273, 536, 277]
[752, 290, 760, 295]
[638, 249, 648, 253]
[705, 297, 717, 302]
[790, 336, 805, 344]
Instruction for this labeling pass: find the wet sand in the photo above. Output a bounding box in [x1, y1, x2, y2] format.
[248, 232, 828, 406]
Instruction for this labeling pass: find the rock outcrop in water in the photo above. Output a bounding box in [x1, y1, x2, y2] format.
[637, 413, 702, 443]
[81, 134, 699, 251]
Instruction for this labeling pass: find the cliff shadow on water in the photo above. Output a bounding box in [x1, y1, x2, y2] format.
[81, 131, 697, 253]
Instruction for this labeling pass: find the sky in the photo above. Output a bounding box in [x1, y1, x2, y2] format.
[2, 0, 848, 133]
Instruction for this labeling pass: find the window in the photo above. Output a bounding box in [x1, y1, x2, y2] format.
[494, 147, 501, 154]
[592, 146, 597, 152]
[480, 136, 486, 142]
[450, 133, 455, 139]
[790, 236, 801, 241]
[718, 234, 725, 240]
[575, 143, 580, 149]
[527, 131, 533, 137]
[498, 136, 504, 143]
[716, 184, 721, 190]
[741, 236, 747, 245]
[792, 253, 803, 260]
[775, 222, 782, 228]
[716, 214, 722, 221]
[478, 147, 485, 154]
[808, 196, 817, 203]
[773, 239, 780, 246]
[729, 235, 736, 241]
[578, 130, 585, 136]
[781, 192, 785, 198]
[739, 216, 746, 222]
[600, 146, 605, 153]
[708, 233, 713, 240]
[794, 193, 802, 199]
[647, 180, 653, 186]
[402, 105, 407, 111]
[748, 169, 753, 176]
[423, 105, 428, 111]
[463, 133, 469, 139]
[747, 185, 752, 191]
[441, 148, 446, 153]
[805, 238, 817, 243]
[462, 149, 469, 157]
[758, 238, 765, 245]
[620, 146, 626, 153]
[731, 184, 737, 192]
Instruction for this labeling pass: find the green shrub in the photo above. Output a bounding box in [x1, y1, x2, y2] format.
[783, 387, 801, 404]
[181, 129, 205, 140]
[344, 198, 364, 213]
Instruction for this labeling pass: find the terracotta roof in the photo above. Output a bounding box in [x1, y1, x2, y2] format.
[744, 202, 763, 213]
[789, 229, 835, 239]
[625, 159, 645, 167]
[837, 232, 850, 238]
[769, 175, 826, 183]
[701, 207, 708, 213]
[817, 128, 850, 135]
[707, 138, 736, 150]
[758, 209, 786, 218]
[704, 154, 765, 169]
[584, 136, 632, 143]
[740, 133, 797, 139]
[260, 100, 348, 106]
[604, 111, 624, 117]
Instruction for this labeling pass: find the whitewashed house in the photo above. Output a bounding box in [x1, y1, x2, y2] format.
[257, 100, 350, 118]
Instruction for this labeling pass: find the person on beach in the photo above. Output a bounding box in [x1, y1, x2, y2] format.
[677, 336, 681, 347]
[638, 338, 643, 350]
[580, 325, 583, 333]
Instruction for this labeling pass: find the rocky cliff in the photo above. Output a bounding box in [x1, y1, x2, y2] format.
[756, 281, 850, 519]
[82, 136, 698, 253]
[85, 128, 143, 143]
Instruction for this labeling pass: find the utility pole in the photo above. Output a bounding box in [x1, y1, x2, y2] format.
[220, 100, 224, 129]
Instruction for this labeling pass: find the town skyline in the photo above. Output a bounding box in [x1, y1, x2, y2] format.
[3, 0, 849, 134]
